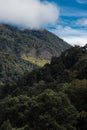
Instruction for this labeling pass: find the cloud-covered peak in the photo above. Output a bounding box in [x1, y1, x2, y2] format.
[0, 0, 59, 29]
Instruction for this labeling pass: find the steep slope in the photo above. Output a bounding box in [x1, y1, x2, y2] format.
[0, 24, 71, 84]
[0, 24, 70, 58]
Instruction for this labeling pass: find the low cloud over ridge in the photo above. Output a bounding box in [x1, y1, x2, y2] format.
[0, 0, 59, 29]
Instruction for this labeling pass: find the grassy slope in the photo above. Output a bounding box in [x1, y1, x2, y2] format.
[22, 54, 50, 67]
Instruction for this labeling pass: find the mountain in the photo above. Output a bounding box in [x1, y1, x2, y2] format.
[0, 45, 87, 130]
[0, 24, 71, 84]
[17, 45, 87, 86]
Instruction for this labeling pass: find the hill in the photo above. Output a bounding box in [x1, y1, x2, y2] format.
[0, 45, 87, 130]
[0, 24, 70, 84]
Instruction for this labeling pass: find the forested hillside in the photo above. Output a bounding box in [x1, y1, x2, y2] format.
[0, 45, 87, 130]
[0, 24, 70, 84]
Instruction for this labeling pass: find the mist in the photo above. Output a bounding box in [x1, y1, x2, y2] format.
[0, 0, 59, 29]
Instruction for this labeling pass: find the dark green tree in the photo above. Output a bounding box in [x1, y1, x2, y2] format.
[28, 89, 78, 130]
[0, 120, 12, 130]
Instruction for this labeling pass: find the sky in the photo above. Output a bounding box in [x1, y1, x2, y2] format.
[0, 0, 87, 46]
[47, 0, 87, 46]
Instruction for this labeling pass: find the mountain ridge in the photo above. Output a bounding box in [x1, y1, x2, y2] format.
[0, 24, 71, 84]
[0, 24, 71, 56]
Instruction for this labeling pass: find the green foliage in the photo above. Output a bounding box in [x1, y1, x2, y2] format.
[0, 45, 87, 130]
[64, 79, 87, 112]
[0, 90, 78, 130]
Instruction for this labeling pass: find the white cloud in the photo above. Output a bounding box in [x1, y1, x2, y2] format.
[76, 18, 87, 26]
[50, 25, 87, 46]
[0, 0, 59, 29]
[62, 36, 87, 46]
[76, 0, 87, 4]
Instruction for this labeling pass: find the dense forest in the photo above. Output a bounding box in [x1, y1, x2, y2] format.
[0, 45, 87, 130]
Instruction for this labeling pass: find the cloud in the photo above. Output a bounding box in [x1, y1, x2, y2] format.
[76, 0, 87, 4]
[0, 0, 59, 29]
[76, 18, 87, 26]
[49, 25, 87, 46]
